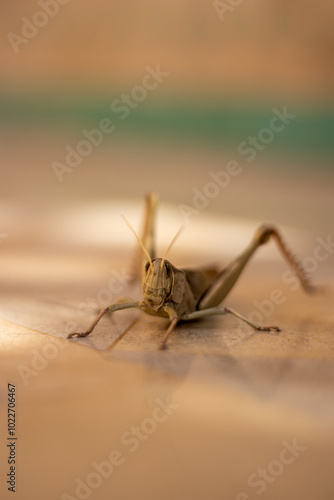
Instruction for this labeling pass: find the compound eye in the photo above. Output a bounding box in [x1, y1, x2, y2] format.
[165, 262, 171, 276]
[144, 261, 150, 272]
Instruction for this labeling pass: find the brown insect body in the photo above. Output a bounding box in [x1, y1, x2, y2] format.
[67, 194, 320, 350]
[141, 258, 219, 319]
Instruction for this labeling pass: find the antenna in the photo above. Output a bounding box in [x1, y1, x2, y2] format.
[122, 214, 152, 266]
[160, 225, 185, 268]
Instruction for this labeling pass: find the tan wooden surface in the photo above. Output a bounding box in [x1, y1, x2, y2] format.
[1, 133, 334, 499]
[1, 211, 334, 500]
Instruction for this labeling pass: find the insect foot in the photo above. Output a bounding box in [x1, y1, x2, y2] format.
[67, 331, 91, 339]
[255, 325, 281, 332]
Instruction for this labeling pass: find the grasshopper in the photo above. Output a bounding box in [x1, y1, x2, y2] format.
[68, 193, 318, 350]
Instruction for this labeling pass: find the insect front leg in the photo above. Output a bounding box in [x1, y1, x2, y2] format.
[159, 317, 179, 350]
[67, 300, 140, 339]
[157, 306, 181, 350]
[199, 224, 316, 311]
[182, 307, 280, 332]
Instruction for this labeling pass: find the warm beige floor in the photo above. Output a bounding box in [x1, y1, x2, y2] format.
[1, 242, 333, 500]
[1, 315, 334, 500]
[1, 135, 334, 499]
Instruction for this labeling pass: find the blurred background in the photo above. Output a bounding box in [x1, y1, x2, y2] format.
[1, 0, 333, 285]
[0, 0, 334, 238]
[1, 4, 334, 500]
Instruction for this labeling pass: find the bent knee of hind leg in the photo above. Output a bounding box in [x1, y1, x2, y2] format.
[255, 224, 277, 245]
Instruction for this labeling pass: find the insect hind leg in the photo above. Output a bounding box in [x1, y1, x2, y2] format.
[198, 224, 316, 310]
